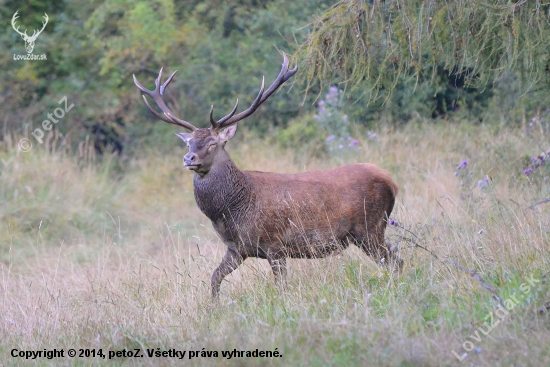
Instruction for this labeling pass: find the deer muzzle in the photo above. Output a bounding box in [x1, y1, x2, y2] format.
[184, 152, 201, 170]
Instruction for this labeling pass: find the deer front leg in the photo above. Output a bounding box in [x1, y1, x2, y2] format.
[211, 248, 246, 300]
[267, 254, 287, 289]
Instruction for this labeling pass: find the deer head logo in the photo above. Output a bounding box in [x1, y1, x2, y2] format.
[11, 11, 48, 54]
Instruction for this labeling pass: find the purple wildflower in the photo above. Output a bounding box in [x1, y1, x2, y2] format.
[330, 86, 338, 93]
[524, 150, 550, 175]
[352, 140, 359, 146]
[477, 177, 490, 188]
[389, 219, 396, 226]
[326, 135, 335, 142]
[367, 131, 377, 140]
[317, 100, 325, 107]
[456, 160, 468, 170]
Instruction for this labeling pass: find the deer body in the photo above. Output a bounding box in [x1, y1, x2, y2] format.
[195, 158, 397, 258]
[193, 152, 399, 296]
[133, 53, 401, 299]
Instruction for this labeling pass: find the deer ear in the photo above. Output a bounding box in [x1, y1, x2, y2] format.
[219, 124, 238, 142]
[174, 132, 193, 144]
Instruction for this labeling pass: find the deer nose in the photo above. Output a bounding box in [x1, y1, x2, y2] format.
[184, 152, 198, 165]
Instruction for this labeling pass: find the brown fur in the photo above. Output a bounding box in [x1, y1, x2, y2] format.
[178, 128, 401, 298]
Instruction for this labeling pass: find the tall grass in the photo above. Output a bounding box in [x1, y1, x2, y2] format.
[1, 122, 549, 366]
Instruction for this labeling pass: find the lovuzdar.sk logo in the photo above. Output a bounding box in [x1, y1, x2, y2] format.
[11, 10, 48, 61]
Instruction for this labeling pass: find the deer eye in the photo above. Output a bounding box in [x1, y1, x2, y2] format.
[208, 142, 217, 150]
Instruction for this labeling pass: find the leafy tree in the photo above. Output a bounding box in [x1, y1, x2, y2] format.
[1, 0, 333, 154]
[298, 0, 550, 119]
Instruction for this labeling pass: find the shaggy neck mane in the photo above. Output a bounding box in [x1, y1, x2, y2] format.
[193, 155, 253, 222]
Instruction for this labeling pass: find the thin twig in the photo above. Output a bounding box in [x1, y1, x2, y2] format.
[445, 259, 501, 305]
[526, 198, 550, 210]
[393, 223, 502, 305]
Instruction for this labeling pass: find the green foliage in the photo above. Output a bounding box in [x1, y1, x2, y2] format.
[0, 0, 333, 154]
[276, 84, 367, 158]
[299, 0, 550, 102]
[276, 114, 326, 156]
[1, 0, 549, 156]
[85, 0, 179, 80]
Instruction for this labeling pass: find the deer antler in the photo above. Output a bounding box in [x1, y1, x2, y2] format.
[133, 53, 297, 132]
[11, 12, 48, 41]
[11, 11, 27, 38]
[28, 13, 48, 41]
[209, 52, 298, 130]
[133, 68, 197, 131]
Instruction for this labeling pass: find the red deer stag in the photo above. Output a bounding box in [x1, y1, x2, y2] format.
[133, 53, 401, 299]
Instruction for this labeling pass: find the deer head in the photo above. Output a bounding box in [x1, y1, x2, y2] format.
[133, 53, 297, 177]
[12, 11, 48, 54]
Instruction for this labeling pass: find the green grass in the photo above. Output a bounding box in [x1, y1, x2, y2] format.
[1, 122, 549, 366]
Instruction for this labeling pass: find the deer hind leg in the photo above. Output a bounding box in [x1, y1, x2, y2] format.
[211, 248, 246, 300]
[267, 253, 287, 290]
[373, 228, 403, 272]
[354, 220, 402, 272]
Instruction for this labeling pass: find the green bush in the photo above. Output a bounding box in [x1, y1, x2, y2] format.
[275, 114, 326, 157]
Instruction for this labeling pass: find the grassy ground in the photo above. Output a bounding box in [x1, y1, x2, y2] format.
[1, 122, 549, 366]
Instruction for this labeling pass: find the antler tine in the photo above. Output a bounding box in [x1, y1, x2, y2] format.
[214, 77, 264, 131]
[235, 76, 265, 123]
[210, 99, 239, 128]
[36, 13, 48, 35]
[160, 68, 177, 95]
[283, 63, 298, 83]
[140, 95, 173, 123]
[215, 52, 297, 130]
[259, 53, 290, 104]
[11, 11, 27, 37]
[133, 69, 197, 131]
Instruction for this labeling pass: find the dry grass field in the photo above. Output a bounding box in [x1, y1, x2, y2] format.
[1, 122, 549, 366]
